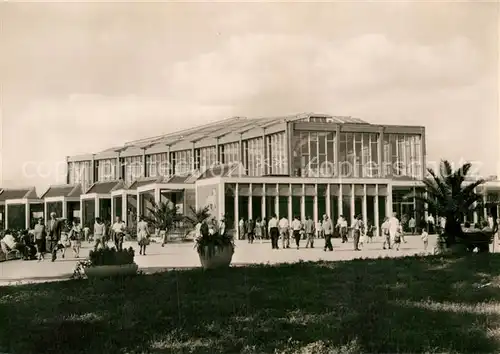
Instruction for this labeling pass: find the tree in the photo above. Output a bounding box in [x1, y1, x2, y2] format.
[406, 160, 486, 245]
[183, 205, 211, 227]
[145, 199, 180, 232]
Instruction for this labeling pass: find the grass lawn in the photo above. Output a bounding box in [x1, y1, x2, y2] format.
[2, 254, 500, 354]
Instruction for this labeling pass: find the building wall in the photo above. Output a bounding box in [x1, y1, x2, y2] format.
[196, 183, 220, 217]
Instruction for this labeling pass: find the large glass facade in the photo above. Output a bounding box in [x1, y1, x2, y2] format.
[124, 156, 143, 184]
[200, 146, 217, 171]
[267, 132, 287, 175]
[174, 150, 193, 175]
[146, 153, 169, 178]
[338, 132, 380, 178]
[221, 142, 239, 165]
[68, 160, 92, 191]
[385, 134, 422, 178]
[96, 158, 117, 182]
[292, 131, 336, 177]
[244, 137, 264, 176]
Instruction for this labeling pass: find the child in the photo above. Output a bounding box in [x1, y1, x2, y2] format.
[366, 221, 374, 243]
[421, 228, 429, 251]
[393, 226, 402, 251]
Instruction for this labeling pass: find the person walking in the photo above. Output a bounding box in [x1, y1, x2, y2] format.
[322, 215, 333, 251]
[93, 217, 106, 250]
[46, 212, 62, 262]
[247, 219, 255, 244]
[238, 217, 246, 240]
[268, 214, 279, 249]
[381, 217, 391, 249]
[352, 215, 363, 251]
[33, 217, 46, 261]
[137, 216, 150, 255]
[316, 219, 323, 239]
[69, 220, 82, 258]
[112, 216, 126, 251]
[409, 217, 416, 235]
[291, 216, 302, 249]
[388, 212, 400, 248]
[337, 215, 348, 243]
[304, 215, 315, 248]
[254, 218, 262, 243]
[279, 216, 290, 249]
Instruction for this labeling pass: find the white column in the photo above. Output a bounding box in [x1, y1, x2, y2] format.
[25, 202, 30, 229]
[122, 194, 127, 222]
[44, 201, 48, 223]
[235, 183, 239, 236]
[374, 184, 380, 236]
[154, 188, 161, 205]
[248, 183, 253, 220]
[275, 183, 279, 218]
[362, 184, 368, 229]
[4, 204, 8, 229]
[326, 184, 331, 219]
[412, 186, 417, 220]
[111, 196, 115, 221]
[288, 184, 292, 221]
[313, 184, 318, 223]
[137, 193, 141, 223]
[350, 184, 355, 224]
[386, 183, 393, 217]
[473, 187, 478, 224]
[94, 197, 99, 218]
[262, 184, 266, 220]
[338, 184, 343, 218]
[79, 199, 83, 225]
[62, 200, 68, 220]
[300, 184, 305, 221]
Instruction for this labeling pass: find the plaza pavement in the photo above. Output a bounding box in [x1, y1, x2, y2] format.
[0, 234, 495, 286]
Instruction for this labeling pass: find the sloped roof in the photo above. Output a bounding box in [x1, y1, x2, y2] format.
[0, 187, 38, 201]
[128, 177, 163, 190]
[197, 162, 245, 180]
[41, 184, 82, 199]
[85, 180, 122, 194]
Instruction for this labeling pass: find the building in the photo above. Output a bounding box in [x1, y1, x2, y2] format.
[65, 113, 429, 235]
[1, 112, 498, 232]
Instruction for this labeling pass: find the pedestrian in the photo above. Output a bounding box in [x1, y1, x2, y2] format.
[352, 214, 363, 251]
[33, 217, 46, 261]
[268, 214, 279, 249]
[279, 216, 290, 249]
[238, 217, 246, 240]
[322, 214, 333, 251]
[316, 219, 323, 239]
[366, 220, 374, 243]
[46, 212, 62, 262]
[291, 215, 302, 249]
[137, 216, 150, 255]
[421, 226, 429, 251]
[83, 224, 91, 242]
[394, 225, 402, 251]
[69, 219, 82, 258]
[388, 213, 400, 248]
[304, 215, 315, 248]
[254, 218, 262, 243]
[247, 219, 255, 244]
[93, 217, 106, 250]
[382, 217, 391, 249]
[409, 217, 416, 235]
[112, 216, 126, 251]
[337, 215, 348, 243]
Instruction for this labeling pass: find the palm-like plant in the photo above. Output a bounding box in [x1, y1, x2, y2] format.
[145, 199, 180, 232]
[406, 160, 486, 245]
[184, 205, 211, 227]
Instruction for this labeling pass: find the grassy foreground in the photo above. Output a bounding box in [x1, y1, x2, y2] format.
[2, 255, 500, 354]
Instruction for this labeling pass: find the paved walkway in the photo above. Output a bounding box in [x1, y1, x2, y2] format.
[0, 234, 489, 286]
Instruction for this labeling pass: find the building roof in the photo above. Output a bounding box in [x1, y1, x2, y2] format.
[41, 184, 83, 199]
[85, 180, 123, 194]
[0, 187, 38, 201]
[97, 113, 369, 154]
[198, 162, 246, 180]
[128, 177, 163, 190]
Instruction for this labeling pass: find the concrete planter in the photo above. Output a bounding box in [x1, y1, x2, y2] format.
[198, 245, 234, 270]
[84, 263, 138, 279]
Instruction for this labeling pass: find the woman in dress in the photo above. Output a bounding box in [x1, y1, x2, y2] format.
[33, 218, 46, 261]
[70, 220, 82, 258]
[93, 217, 106, 250]
[254, 218, 262, 242]
[137, 216, 150, 255]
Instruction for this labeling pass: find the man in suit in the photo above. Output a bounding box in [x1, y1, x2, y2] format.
[46, 212, 62, 262]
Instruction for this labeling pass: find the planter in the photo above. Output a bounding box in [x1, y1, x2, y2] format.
[198, 245, 234, 269]
[84, 263, 138, 279]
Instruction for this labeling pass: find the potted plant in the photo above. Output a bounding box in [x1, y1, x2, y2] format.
[73, 245, 138, 279]
[194, 219, 235, 269]
[145, 199, 180, 244]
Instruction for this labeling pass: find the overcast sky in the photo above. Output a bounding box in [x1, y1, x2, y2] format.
[0, 1, 498, 193]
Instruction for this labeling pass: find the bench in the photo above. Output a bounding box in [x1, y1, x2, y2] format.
[455, 231, 494, 253]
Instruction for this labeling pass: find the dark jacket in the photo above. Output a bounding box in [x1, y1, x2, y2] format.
[46, 219, 62, 241]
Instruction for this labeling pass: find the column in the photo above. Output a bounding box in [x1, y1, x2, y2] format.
[65, 156, 70, 184]
[111, 196, 115, 221]
[362, 184, 368, 229]
[350, 184, 355, 224]
[137, 193, 142, 223]
[248, 183, 253, 220]
[62, 200, 68, 220]
[234, 183, 239, 236]
[44, 201, 48, 224]
[335, 126, 340, 177]
[326, 184, 331, 219]
[288, 184, 292, 221]
[262, 184, 266, 219]
[262, 131, 267, 175]
[378, 129, 383, 177]
[300, 184, 305, 221]
[122, 194, 127, 222]
[386, 183, 393, 217]
[338, 183, 343, 217]
[275, 183, 279, 218]
[94, 197, 100, 218]
[79, 199, 83, 225]
[25, 203, 30, 230]
[4, 204, 8, 229]
[374, 184, 380, 236]
[313, 184, 318, 223]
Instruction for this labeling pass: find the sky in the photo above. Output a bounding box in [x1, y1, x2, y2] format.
[0, 1, 498, 193]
